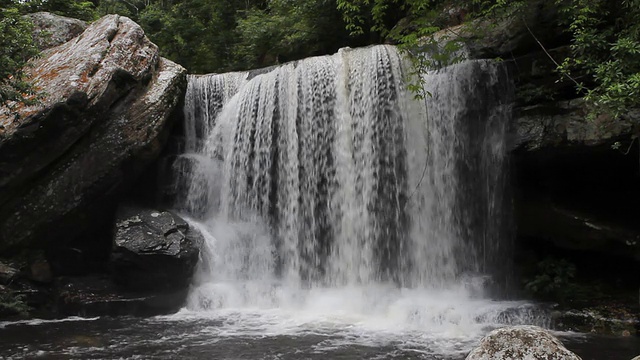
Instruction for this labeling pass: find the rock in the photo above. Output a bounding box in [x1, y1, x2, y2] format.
[24, 12, 87, 51]
[431, 0, 563, 60]
[0, 261, 19, 285]
[516, 197, 640, 262]
[54, 275, 188, 317]
[0, 15, 187, 254]
[29, 258, 52, 284]
[552, 307, 639, 336]
[110, 205, 201, 292]
[511, 99, 640, 152]
[466, 325, 581, 360]
[631, 356, 640, 360]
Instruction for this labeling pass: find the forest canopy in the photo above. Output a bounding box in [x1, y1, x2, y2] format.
[1, 0, 639, 117]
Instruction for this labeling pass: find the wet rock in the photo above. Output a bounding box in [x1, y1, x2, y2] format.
[465, 325, 581, 360]
[0, 15, 187, 254]
[24, 12, 87, 51]
[552, 307, 639, 336]
[111, 205, 201, 292]
[54, 275, 188, 317]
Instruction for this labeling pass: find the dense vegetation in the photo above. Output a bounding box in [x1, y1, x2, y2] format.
[1, 0, 639, 117]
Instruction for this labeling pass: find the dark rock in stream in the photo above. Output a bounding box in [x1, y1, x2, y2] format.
[48, 205, 202, 318]
[110, 205, 202, 293]
[54, 275, 188, 317]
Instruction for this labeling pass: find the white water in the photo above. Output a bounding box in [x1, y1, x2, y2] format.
[170, 45, 544, 356]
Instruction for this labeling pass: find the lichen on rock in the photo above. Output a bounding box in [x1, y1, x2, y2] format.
[465, 325, 582, 360]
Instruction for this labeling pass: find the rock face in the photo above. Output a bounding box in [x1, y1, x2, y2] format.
[0, 15, 187, 254]
[24, 12, 87, 51]
[430, 0, 563, 61]
[111, 205, 201, 292]
[512, 99, 640, 151]
[466, 326, 582, 360]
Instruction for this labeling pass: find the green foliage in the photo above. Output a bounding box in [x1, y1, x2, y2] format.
[0, 290, 30, 317]
[102, 0, 354, 73]
[524, 258, 578, 303]
[234, 0, 352, 69]
[556, 0, 640, 118]
[0, 2, 39, 107]
[24, 0, 99, 21]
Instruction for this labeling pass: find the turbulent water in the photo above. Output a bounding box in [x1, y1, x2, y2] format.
[151, 45, 545, 357]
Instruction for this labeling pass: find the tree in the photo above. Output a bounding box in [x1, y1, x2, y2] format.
[234, 0, 354, 69]
[0, 1, 39, 107]
[23, 0, 99, 21]
[556, 0, 640, 118]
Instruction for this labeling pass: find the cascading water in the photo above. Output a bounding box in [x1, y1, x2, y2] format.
[169, 45, 546, 356]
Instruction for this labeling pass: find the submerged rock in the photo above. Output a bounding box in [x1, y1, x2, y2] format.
[0, 15, 186, 254]
[111, 205, 201, 292]
[465, 325, 581, 360]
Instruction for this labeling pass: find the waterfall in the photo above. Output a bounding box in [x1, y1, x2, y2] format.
[172, 45, 515, 315]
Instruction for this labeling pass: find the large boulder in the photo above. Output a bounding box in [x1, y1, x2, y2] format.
[110, 205, 201, 292]
[0, 15, 187, 254]
[466, 326, 581, 360]
[24, 12, 87, 51]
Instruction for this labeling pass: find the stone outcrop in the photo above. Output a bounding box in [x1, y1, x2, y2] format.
[0, 15, 187, 254]
[110, 205, 201, 292]
[465, 326, 581, 360]
[24, 12, 87, 51]
[512, 99, 640, 151]
[429, 0, 563, 61]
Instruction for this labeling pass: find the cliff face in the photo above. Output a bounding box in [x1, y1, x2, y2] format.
[0, 15, 186, 254]
[0, 14, 200, 318]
